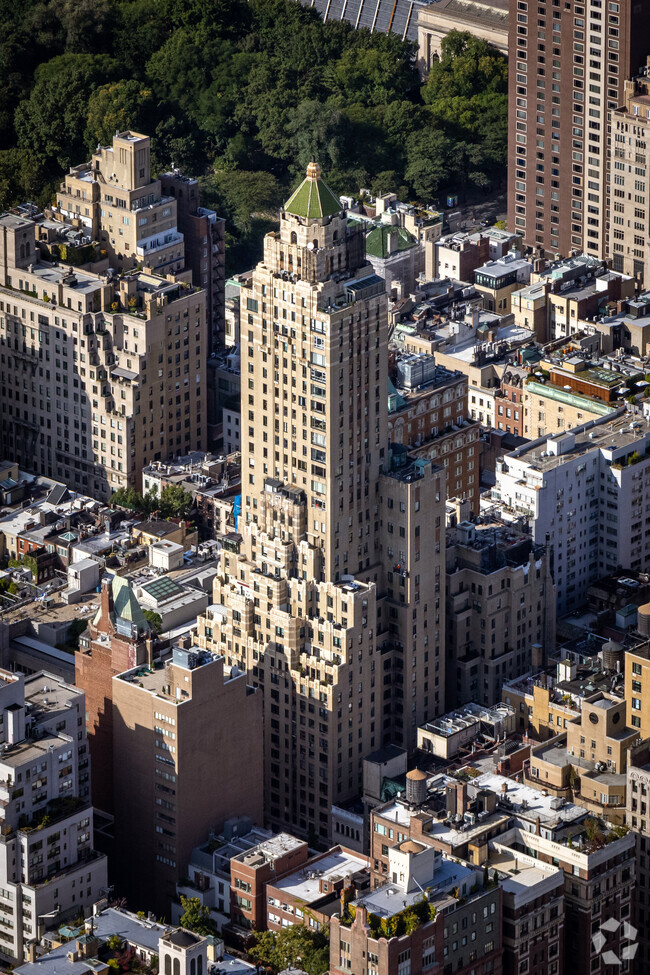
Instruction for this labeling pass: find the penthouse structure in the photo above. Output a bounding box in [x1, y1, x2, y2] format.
[0, 669, 107, 962]
[55, 132, 183, 276]
[0, 211, 207, 499]
[195, 163, 447, 843]
[488, 409, 650, 614]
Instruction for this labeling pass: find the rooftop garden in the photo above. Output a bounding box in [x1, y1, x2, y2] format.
[339, 895, 436, 937]
[18, 795, 86, 832]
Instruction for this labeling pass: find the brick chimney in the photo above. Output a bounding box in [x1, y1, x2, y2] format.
[456, 781, 468, 814]
[353, 905, 370, 931]
[95, 577, 114, 634]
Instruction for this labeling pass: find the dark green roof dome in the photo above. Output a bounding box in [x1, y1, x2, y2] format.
[284, 162, 341, 220]
[366, 224, 417, 259]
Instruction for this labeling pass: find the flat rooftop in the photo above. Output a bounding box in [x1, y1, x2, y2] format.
[474, 771, 586, 827]
[359, 857, 473, 919]
[0, 733, 71, 770]
[233, 832, 305, 868]
[25, 673, 81, 715]
[273, 848, 368, 903]
[504, 409, 650, 472]
[489, 849, 563, 899]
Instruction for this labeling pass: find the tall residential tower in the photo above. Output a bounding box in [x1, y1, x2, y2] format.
[196, 164, 446, 843]
[507, 0, 650, 258]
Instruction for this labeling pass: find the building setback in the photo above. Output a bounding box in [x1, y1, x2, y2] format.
[507, 0, 650, 260]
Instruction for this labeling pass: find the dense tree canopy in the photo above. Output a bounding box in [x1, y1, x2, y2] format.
[0, 0, 508, 270]
[250, 924, 330, 975]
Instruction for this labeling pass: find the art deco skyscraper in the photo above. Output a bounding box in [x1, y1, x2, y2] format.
[196, 164, 446, 842]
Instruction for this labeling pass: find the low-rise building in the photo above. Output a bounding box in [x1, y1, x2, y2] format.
[434, 229, 521, 282]
[133, 575, 209, 632]
[258, 845, 369, 934]
[174, 823, 272, 928]
[329, 845, 503, 975]
[526, 692, 636, 823]
[417, 702, 516, 759]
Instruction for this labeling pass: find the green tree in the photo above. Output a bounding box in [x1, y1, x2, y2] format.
[404, 128, 454, 200]
[250, 925, 329, 975]
[157, 485, 195, 521]
[178, 896, 218, 937]
[111, 487, 146, 512]
[85, 80, 157, 151]
[143, 610, 162, 635]
[201, 169, 283, 232]
[14, 53, 120, 172]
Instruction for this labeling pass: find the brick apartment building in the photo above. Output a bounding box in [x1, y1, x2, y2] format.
[75, 576, 153, 815]
[507, 0, 650, 259]
[388, 358, 481, 513]
[111, 645, 263, 915]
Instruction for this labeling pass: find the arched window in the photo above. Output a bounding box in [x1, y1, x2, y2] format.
[19, 245, 25, 259]
[290, 231, 297, 244]
[165, 957, 171, 975]
[25, 242, 30, 256]
[333, 230, 338, 241]
[173, 959, 180, 975]
[191, 959, 196, 975]
[313, 239, 318, 249]
[198, 957, 203, 975]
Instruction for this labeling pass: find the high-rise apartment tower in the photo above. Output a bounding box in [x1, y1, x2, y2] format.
[195, 164, 446, 843]
[507, 0, 650, 258]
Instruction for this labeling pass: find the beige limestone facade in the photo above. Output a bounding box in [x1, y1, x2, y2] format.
[195, 165, 446, 843]
[0, 212, 207, 499]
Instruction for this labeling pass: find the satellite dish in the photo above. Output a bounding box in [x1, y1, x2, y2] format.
[307, 242, 315, 251]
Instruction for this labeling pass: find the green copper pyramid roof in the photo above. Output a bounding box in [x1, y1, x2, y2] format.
[366, 224, 417, 259]
[284, 162, 341, 220]
[93, 575, 150, 634]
